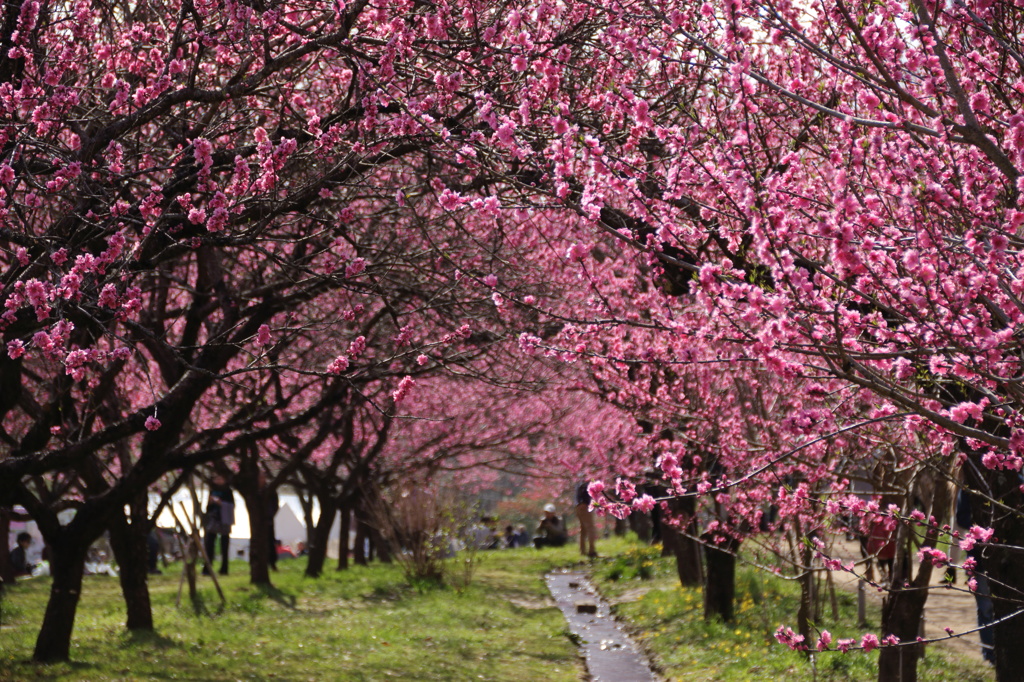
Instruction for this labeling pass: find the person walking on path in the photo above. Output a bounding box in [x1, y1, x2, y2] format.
[575, 482, 598, 558]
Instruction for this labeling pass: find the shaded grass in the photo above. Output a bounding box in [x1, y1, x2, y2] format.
[592, 545, 995, 682]
[0, 540, 620, 682]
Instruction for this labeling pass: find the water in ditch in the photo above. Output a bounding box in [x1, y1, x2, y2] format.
[546, 569, 657, 682]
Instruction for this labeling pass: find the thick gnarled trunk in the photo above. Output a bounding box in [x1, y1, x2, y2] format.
[108, 504, 154, 631]
[243, 494, 273, 586]
[966, 463, 1024, 682]
[0, 510, 14, 586]
[337, 504, 351, 571]
[33, 539, 89, 662]
[304, 499, 337, 578]
[703, 539, 738, 622]
[877, 588, 928, 681]
[667, 498, 702, 587]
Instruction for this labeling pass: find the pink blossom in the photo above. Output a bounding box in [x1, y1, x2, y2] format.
[816, 630, 832, 651]
[438, 189, 465, 211]
[145, 416, 162, 431]
[860, 633, 879, 652]
[495, 122, 516, 144]
[416, 354, 429, 366]
[916, 547, 948, 567]
[256, 324, 272, 346]
[7, 339, 25, 359]
[566, 243, 589, 261]
[98, 284, 120, 309]
[345, 258, 366, 278]
[392, 376, 415, 403]
[632, 494, 656, 513]
[348, 336, 367, 357]
[327, 355, 350, 374]
[394, 326, 413, 346]
[774, 626, 806, 650]
[615, 478, 637, 503]
[836, 638, 856, 653]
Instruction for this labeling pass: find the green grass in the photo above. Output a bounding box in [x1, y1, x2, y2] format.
[2, 536, 990, 681]
[591, 545, 995, 682]
[0, 541, 614, 682]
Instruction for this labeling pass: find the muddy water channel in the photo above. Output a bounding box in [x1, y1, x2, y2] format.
[546, 570, 656, 682]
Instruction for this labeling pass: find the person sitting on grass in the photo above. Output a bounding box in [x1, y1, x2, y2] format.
[533, 504, 568, 549]
[10, 532, 35, 577]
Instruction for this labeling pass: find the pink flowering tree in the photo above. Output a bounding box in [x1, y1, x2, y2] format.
[398, 1, 1024, 678]
[0, 0, 569, 660]
[3, 0, 1023, 678]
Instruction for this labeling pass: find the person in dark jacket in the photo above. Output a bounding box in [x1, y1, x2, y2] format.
[203, 476, 235, 576]
[957, 489, 995, 664]
[575, 482, 598, 558]
[10, 532, 34, 576]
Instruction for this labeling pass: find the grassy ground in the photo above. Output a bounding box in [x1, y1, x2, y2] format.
[0, 540, 613, 682]
[0, 537, 994, 681]
[590, 544, 996, 682]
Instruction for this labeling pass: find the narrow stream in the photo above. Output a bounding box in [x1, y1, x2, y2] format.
[546, 570, 656, 682]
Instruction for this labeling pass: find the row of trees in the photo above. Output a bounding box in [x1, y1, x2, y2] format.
[2, 0, 1023, 679]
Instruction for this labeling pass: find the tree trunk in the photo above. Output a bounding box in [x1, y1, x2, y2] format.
[661, 526, 676, 557]
[304, 499, 336, 578]
[297, 486, 316, 548]
[672, 533, 703, 587]
[0, 510, 14, 586]
[370, 523, 391, 563]
[33, 539, 88, 662]
[877, 586, 927, 681]
[876, 461, 956, 682]
[629, 511, 653, 543]
[108, 502, 154, 631]
[703, 539, 738, 622]
[337, 504, 350, 571]
[966, 464, 1024, 682]
[668, 498, 702, 587]
[353, 511, 368, 566]
[244, 494, 272, 586]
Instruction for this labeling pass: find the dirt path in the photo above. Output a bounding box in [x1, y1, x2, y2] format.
[828, 537, 987, 664]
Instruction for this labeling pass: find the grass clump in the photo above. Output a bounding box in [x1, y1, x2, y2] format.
[595, 543, 661, 582]
[591, 545, 995, 682]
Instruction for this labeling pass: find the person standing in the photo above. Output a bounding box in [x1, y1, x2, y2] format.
[203, 475, 235, 576]
[575, 482, 598, 558]
[956, 489, 995, 665]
